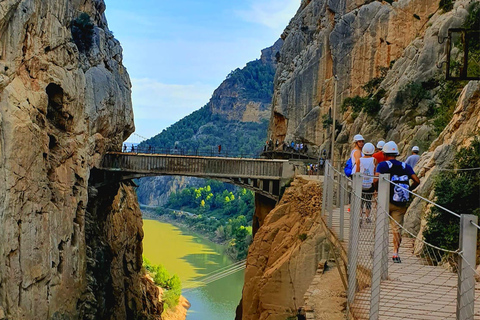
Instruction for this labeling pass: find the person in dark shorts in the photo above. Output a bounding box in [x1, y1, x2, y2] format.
[375, 141, 420, 263]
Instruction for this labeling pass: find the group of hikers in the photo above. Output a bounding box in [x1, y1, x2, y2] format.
[263, 138, 309, 154]
[348, 134, 421, 263]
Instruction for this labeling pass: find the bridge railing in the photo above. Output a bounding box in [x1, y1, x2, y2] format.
[322, 160, 479, 320]
[121, 146, 262, 159]
[101, 153, 286, 180]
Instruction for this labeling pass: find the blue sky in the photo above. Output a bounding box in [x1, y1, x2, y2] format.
[103, 0, 299, 142]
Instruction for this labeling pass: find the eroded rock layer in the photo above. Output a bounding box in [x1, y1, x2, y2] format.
[240, 179, 326, 320]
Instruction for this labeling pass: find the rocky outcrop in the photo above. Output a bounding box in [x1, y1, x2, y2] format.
[404, 81, 480, 234]
[210, 39, 282, 122]
[239, 179, 326, 320]
[0, 1, 160, 319]
[265, 0, 478, 234]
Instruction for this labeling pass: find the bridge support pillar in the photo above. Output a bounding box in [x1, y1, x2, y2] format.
[457, 214, 478, 320]
[252, 193, 276, 236]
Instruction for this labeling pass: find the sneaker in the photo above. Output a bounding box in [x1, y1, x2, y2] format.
[392, 255, 401, 263]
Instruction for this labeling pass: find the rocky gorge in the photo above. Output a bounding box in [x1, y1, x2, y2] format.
[0, 0, 479, 319]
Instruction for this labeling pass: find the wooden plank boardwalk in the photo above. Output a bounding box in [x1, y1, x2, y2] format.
[327, 205, 480, 319]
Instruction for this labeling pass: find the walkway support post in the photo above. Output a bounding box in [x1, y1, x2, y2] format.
[347, 173, 362, 309]
[457, 214, 478, 320]
[327, 165, 334, 228]
[339, 174, 345, 242]
[370, 174, 390, 319]
[321, 161, 329, 217]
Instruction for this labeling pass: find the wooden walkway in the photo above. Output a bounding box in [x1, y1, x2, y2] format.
[326, 205, 480, 320]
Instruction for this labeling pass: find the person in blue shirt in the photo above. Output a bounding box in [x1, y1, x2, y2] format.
[375, 141, 420, 263]
[405, 146, 420, 169]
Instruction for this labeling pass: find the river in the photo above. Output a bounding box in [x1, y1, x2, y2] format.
[142, 219, 244, 320]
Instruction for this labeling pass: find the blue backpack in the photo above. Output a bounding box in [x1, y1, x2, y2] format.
[344, 158, 353, 177]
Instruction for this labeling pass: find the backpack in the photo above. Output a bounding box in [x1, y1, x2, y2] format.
[344, 158, 353, 177]
[385, 161, 410, 205]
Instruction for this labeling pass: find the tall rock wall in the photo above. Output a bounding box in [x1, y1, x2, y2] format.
[269, 0, 473, 158]
[0, 1, 160, 319]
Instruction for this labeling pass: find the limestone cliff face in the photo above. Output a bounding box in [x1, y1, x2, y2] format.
[269, 0, 471, 157]
[239, 179, 326, 320]
[0, 1, 160, 319]
[266, 0, 479, 231]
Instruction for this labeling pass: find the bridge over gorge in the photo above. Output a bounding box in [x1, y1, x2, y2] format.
[314, 161, 480, 320]
[93, 152, 296, 201]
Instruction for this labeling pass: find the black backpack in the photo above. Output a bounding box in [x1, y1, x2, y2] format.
[385, 161, 410, 206]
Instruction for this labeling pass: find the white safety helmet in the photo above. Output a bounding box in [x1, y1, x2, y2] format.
[362, 143, 375, 155]
[412, 146, 420, 152]
[353, 134, 365, 142]
[376, 140, 385, 150]
[383, 141, 399, 155]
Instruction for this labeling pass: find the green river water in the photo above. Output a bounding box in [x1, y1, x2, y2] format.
[142, 219, 244, 320]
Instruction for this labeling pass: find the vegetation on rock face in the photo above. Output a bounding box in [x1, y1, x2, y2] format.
[431, 80, 466, 134]
[423, 137, 480, 251]
[341, 67, 387, 117]
[71, 13, 94, 53]
[227, 59, 276, 102]
[439, 0, 454, 12]
[143, 257, 182, 310]
[156, 180, 255, 260]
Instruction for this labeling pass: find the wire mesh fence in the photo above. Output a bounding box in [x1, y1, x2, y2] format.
[321, 160, 480, 319]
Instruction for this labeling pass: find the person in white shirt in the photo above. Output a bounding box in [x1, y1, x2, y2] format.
[357, 142, 377, 222]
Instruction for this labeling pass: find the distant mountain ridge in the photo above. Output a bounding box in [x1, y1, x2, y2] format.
[136, 39, 283, 206]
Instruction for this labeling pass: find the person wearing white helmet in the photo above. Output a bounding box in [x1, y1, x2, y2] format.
[405, 146, 420, 169]
[350, 134, 365, 174]
[375, 141, 420, 263]
[373, 140, 386, 165]
[357, 142, 377, 222]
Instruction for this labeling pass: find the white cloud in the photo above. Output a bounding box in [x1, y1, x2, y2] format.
[129, 78, 215, 138]
[236, 0, 299, 31]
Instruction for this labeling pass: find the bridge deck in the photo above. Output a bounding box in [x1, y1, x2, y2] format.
[327, 205, 480, 320]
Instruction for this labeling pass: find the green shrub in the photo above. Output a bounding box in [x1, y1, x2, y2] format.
[401, 81, 430, 109]
[464, 2, 480, 30]
[298, 233, 308, 241]
[439, 0, 454, 12]
[71, 13, 94, 53]
[423, 137, 480, 251]
[142, 257, 182, 309]
[413, 14, 421, 20]
[322, 114, 333, 129]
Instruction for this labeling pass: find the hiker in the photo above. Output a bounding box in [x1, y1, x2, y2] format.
[373, 140, 386, 165]
[405, 146, 420, 169]
[123, 144, 127, 152]
[357, 142, 377, 222]
[218, 144, 222, 154]
[375, 141, 420, 263]
[131, 145, 135, 153]
[351, 134, 365, 173]
[275, 139, 279, 149]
